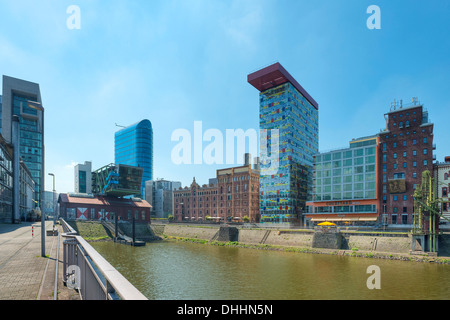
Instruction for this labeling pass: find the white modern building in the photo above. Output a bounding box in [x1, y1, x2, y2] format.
[145, 179, 181, 218]
[74, 161, 92, 194]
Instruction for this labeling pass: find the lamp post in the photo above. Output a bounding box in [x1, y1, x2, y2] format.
[48, 173, 56, 224]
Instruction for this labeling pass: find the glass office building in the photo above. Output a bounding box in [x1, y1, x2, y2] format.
[306, 135, 380, 225]
[2, 76, 44, 207]
[114, 120, 153, 198]
[248, 63, 319, 224]
[312, 136, 378, 202]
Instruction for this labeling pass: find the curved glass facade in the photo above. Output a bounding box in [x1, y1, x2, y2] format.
[115, 120, 153, 197]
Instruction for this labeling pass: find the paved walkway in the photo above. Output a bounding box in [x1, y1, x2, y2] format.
[0, 221, 79, 300]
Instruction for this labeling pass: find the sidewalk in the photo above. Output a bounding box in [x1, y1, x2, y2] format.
[0, 221, 79, 300]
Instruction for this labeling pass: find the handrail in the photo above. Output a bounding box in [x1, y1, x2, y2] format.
[60, 219, 147, 300]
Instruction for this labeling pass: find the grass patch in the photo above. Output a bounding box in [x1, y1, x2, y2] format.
[68, 221, 112, 241]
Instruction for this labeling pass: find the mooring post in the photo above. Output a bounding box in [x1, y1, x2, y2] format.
[115, 213, 118, 241]
[132, 213, 136, 245]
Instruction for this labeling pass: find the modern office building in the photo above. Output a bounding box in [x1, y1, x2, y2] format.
[145, 179, 181, 218]
[74, 161, 92, 194]
[379, 100, 434, 226]
[248, 62, 319, 224]
[305, 135, 381, 226]
[92, 163, 143, 198]
[0, 133, 35, 223]
[2, 76, 44, 208]
[0, 95, 2, 133]
[115, 120, 153, 198]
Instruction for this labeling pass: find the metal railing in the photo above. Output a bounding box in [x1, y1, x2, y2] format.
[60, 219, 147, 300]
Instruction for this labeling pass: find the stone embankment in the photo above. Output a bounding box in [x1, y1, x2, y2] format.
[156, 224, 450, 264]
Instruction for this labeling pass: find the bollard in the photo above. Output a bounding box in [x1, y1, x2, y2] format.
[32, 226, 34, 237]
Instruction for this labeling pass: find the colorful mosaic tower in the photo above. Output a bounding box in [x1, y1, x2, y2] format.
[248, 63, 319, 224]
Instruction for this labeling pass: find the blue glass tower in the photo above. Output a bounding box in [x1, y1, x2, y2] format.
[114, 120, 153, 198]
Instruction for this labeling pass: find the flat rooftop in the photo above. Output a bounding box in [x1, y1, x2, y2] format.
[247, 62, 318, 110]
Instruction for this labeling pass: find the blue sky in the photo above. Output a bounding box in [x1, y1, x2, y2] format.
[0, 0, 449, 193]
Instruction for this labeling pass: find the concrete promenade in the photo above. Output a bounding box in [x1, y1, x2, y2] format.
[0, 221, 79, 300]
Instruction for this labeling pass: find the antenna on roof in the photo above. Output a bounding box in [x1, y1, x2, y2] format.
[115, 123, 126, 128]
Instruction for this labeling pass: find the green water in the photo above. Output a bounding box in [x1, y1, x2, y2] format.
[91, 241, 450, 300]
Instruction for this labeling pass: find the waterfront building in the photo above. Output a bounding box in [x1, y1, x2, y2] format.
[216, 165, 260, 223]
[379, 100, 435, 226]
[433, 156, 450, 222]
[20, 159, 35, 220]
[92, 163, 143, 198]
[58, 193, 151, 223]
[173, 164, 260, 223]
[145, 179, 181, 218]
[2, 75, 44, 207]
[115, 120, 153, 198]
[74, 161, 92, 194]
[0, 95, 2, 133]
[305, 135, 381, 226]
[248, 63, 319, 224]
[0, 133, 35, 223]
[0, 134, 13, 223]
[173, 178, 217, 222]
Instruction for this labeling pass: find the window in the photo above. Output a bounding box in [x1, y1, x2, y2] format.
[403, 141, 407, 147]
[403, 162, 407, 168]
[383, 154, 387, 162]
[393, 142, 397, 148]
[423, 148, 428, 155]
[393, 207, 398, 213]
[393, 153, 397, 159]
[413, 150, 417, 156]
[413, 161, 417, 167]
[393, 163, 397, 169]
[403, 151, 407, 158]
[413, 172, 417, 178]
[423, 137, 427, 143]
[393, 195, 398, 201]
[443, 188, 448, 197]
[413, 139, 417, 145]
[393, 173, 405, 179]
[382, 143, 387, 152]
[423, 160, 428, 166]
[445, 173, 448, 180]
[403, 195, 407, 201]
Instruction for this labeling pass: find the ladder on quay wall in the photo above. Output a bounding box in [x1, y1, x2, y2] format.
[260, 230, 271, 244]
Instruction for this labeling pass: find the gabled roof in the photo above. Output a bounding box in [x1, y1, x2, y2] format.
[58, 193, 151, 208]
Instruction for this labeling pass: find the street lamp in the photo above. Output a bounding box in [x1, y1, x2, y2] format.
[48, 173, 56, 224]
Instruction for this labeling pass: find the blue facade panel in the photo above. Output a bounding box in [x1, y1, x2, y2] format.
[114, 120, 153, 197]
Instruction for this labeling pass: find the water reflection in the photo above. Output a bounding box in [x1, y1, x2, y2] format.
[91, 241, 450, 300]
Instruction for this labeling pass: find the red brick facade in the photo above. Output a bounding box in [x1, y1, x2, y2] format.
[173, 165, 260, 223]
[379, 105, 434, 225]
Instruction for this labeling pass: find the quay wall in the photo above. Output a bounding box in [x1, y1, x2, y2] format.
[159, 224, 416, 254]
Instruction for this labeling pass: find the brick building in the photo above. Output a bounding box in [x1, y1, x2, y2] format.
[173, 165, 260, 223]
[58, 193, 152, 223]
[379, 101, 435, 226]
